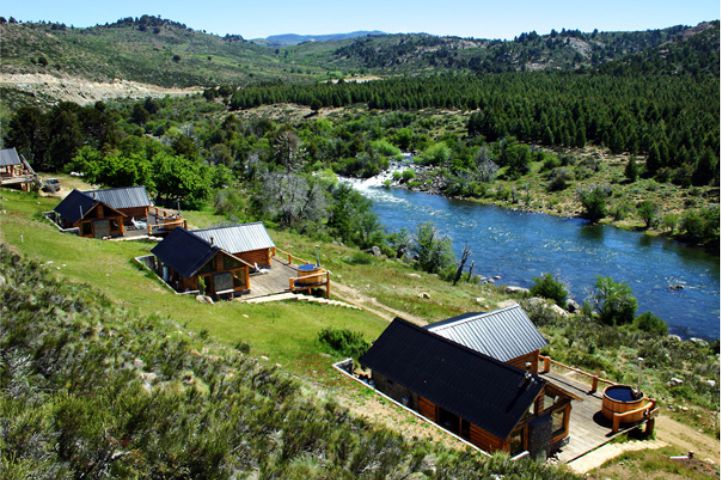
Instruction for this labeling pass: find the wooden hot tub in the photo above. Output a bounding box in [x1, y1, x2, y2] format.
[296, 263, 325, 286]
[602, 385, 646, 423]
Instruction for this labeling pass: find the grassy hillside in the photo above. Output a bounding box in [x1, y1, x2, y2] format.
[2, 16, 718, 90]
[0, 18, 330, 87]
[2, 236, 584, 478]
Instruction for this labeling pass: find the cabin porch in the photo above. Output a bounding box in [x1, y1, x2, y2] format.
[237, 253, 332, 300]
[538, 356, 658, 463]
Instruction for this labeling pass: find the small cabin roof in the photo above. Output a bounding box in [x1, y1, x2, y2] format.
[53, 189, 98, 223]
[426, 305, 548, 362]
[191, 222, 275, 254]
[84, 186, 151, 210]
[151, 228, 219, 278]
[0, 148, 22, 166]
[360, 318, 544, 440]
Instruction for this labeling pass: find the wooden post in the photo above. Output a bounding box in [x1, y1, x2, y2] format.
[543, 356, 551, 373]
[591, 375, 599, 394]
[325, 272, 330, 299]
[612, 415, 620, 433]
[288, 253, 293, 264]
[645, 417, 655, 436]
[289, 278, 295, 292]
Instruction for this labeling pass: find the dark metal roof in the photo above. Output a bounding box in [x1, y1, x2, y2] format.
[151, 228, 219, 278]
[191, 222, 275, 254]
[84, 186, 151, 210]
[426, 305, 548, 362]
[53, 189, 97, 224]
[360, 318, 544, 440]
[0, 148, 22, 166]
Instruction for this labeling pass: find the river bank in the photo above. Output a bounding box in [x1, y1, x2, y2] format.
[379, 149, 719, 251]
[343, 168, 720, 339]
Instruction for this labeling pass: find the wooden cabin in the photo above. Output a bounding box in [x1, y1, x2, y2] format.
[53, 186, 185, 238]
[150, 228, 251, 298]
[82, 186, 152, 227]
[426, 305, 547, 373]
[0, 147, 37, 191]
[53, 189, 126, 238]
[191, 222, 276, 269]
[360, 315, 575, 459]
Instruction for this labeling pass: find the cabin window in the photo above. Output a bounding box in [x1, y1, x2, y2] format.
[552, 408, 565, 436]
[509, 429, 525, 455]
[233, 272, 246, 289]
[81, 222, 92, 235]
[223, 255, 242, 270]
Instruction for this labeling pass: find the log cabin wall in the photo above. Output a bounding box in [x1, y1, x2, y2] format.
[373, 373, 416, 408]
[469, 423, 506, 451]
[118, 206, 149, 224]
[506, 349, 540, 373]
[236, 248, 272, 268]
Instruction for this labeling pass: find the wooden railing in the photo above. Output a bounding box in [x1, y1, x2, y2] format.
[611, 398, 658, 433]
[539, 355, 617, 394]
[274, 247, 313, 269]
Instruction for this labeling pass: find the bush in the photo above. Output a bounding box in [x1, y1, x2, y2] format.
[530, 273, 568, 306]
[636, 200, 659, 229]
[633, 312, 669, 336]
[547, 167, 573, 192]
[578, 185, 609, 222]
[590, 276, 638, 326]
[342, 251, 374, 265]
[317, 328, 370, 358]
[412, 222, 456, 275]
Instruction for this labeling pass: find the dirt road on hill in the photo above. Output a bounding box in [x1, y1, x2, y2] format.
[1, 73, 201, 105]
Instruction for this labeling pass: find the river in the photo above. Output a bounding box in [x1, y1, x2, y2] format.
[344, 169, 720, 339]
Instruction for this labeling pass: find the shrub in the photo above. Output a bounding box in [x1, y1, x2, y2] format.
[342, 251, 374, 265]
[633, 312, 669, 336]
[578, 185, 609, 223]
[590, 276, 638, 326]
[547, 167, 573, 192]
[317, 328, 370, 358]
[530, 273, 568, 306]
[636, 200, 659, 229]
[412, 222, 456, 275]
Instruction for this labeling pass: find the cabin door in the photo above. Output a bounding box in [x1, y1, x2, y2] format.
[94, 220, 110, 238]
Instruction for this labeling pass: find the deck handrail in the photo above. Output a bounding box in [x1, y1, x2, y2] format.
[274, 247, 315, 267]
[539, 355, 617, 393]
[288, 270, 331, 298]
[611, 398, 657, 433]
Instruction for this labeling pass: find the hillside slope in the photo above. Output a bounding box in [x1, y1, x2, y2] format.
[1, 16, 718, 91]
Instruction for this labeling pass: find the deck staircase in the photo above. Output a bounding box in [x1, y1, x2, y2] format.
[239, 292, 361, 310]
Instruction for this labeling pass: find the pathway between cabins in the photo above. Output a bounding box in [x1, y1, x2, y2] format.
[331, 281, 427, 325]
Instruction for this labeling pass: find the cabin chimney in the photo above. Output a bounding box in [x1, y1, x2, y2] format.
[210, 236, 214, 245]
[524, 362, 533, 381]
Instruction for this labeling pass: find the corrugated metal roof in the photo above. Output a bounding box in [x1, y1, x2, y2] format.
[360, 318, 544, 440]
[84, 186, 151, 210]
[0, 148, 22, 166]
[53, 189, 98, 223]
[192, 222, 275, 254]
[151, 228, 219, 278]
[426, 305, 547, 362]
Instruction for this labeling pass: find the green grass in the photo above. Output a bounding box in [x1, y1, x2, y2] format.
[0, 190, 512, 387]
[0, 190, 387, 383]
[591, 447, 719, 480]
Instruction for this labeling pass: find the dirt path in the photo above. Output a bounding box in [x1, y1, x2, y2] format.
[331, 281, 427, 325]
[654, 414, 720, 464]
[568, 439, 669, 474]
[1, 73, 201, 105]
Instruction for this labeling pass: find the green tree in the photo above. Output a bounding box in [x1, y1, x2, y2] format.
[530, 273, 568, 306]
[412, 222, 456, 275]
[692, 148, 719, 186]
[590, 276, 638, 326]
[636, 200, 659, 229]
[624, 156, 639, 182]
[578, 186, 608, 223]
[153, 152, 211, 209]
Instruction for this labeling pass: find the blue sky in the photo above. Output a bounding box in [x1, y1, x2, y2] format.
[5, 0, 719, 39]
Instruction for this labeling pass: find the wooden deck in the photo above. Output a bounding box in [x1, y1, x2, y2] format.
[241, 257, 297, 300]
[541, 370, 649, 463]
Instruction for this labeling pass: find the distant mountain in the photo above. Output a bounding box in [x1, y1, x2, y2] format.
[252, 31, 386, 47]
[0, 14, 717, 95]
